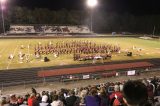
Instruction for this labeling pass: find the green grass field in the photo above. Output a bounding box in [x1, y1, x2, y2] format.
[0, 37, 160, 70]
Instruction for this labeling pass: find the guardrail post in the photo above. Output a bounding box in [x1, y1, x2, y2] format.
[1, 83, 4, 92]
[24, 81, 26, 89]
[43, 77, 46, 85]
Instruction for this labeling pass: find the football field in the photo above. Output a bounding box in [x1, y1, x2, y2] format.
[0, 37, 160, 70]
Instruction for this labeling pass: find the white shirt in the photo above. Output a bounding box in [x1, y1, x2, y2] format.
[42, 95, 48, 103]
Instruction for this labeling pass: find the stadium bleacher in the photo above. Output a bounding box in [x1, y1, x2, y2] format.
[9, 25, 35, 34]
[8, 25, 91, 35]
[0, 77, 160, 106]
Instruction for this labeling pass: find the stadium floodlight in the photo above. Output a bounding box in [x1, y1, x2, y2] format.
[86, 0, 98, 33]
[87, 0, 98, 8]
[0, 0, 6, 35]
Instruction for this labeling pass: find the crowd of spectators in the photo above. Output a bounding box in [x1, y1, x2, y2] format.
[9, 26, 35, 34]
[9, 25, 90, 34]
[1, 76, 160, 106]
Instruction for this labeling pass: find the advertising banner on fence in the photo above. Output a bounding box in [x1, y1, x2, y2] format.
[127, 70, 136, 76]
[83, 75, 90, 79]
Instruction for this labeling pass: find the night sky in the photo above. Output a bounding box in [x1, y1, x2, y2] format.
[10, 0, 160, 15]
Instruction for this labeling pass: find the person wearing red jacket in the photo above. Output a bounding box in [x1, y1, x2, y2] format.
[28, 93, 39, 106]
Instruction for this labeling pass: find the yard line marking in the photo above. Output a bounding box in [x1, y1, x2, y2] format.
[27, 40, 31, 54]
[26, 40, 31, 66]
[6, 45, 19, 69]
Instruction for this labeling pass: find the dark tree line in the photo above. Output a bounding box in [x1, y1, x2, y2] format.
[0, 6, 160, 35]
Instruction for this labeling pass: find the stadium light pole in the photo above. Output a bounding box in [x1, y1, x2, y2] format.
[87, 0, 98, 33]
[0, 0, 6, 35]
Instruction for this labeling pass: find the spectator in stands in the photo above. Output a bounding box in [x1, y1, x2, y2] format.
[41, 91, 49, 103]
[157, 85, 160, 96]
[58, 90, 67, 105]
[51, 94, 64, 106]
[151, 76, 159, 89]
[142, 78, 155, 103]
[0, 97, 9, 106]
[123, 80, 150, 106]
[79, 87, 88, 105]
[109, 84, 123, 106]
[28, 93, 39, 106]
[23, 94, 30, 104]
[46, 91, 52, 103]
[85, 88, 101, 106]
[10, 94, 18, 106]
[99, 87, 109, 106]
[36, 93, 42, 104]
[17, 95, 24, 105]
[40, 91, 49, 106]
[48, 91, 55, 104]
[119, 82, 124, 92]
[66, 90, 80, 106]
[151, 76, 159, 96]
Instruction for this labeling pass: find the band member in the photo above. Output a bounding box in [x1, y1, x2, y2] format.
[8, 54, 14, 59]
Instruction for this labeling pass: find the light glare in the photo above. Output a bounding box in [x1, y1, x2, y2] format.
[0, 0, 6, 3]
[1, 5, 5, 10]
[87, 0, 98, 8]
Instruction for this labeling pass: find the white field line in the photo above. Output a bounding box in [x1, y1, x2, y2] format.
[27, 40, 31, 64]
[6, 45, 19, 69]
[27, 40, 30, 54]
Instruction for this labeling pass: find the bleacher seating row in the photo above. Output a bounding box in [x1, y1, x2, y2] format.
[1, 76, 160, 106]
[9, 25, 91, 34]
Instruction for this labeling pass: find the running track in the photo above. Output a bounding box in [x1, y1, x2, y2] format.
[38, 62, 154, 77]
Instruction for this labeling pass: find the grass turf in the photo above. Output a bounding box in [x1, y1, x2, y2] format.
[0, 37, 160, 70]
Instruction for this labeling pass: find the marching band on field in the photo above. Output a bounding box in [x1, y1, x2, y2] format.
[34, 40, 120, 61]
[7, 40, 121, 63]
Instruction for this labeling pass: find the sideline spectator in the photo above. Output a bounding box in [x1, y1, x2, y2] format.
[36, 93, 42, 104]
[99, 87, 109, 106]
[157, 85, 160, 96]
[51, 94, 64, 106]
[123, 80, 150, 106]
[0, 97, 10, 106]
[85, 89, 101, 106]
[41, 91, 49, 103]
[58, 90, 67, 105]
[142, 78, 155, 103]
[40, 92, 49, 106]
[28, 93, 39, 106]
[10, 94, 18, 106]
[79, 87, 88, 105]
[109, 84, 123, 106]
[66, 90, 80, 106]
[17, 95, 24, 105]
